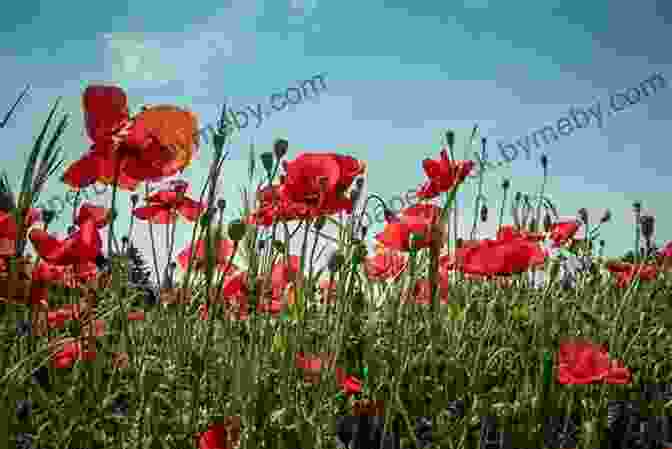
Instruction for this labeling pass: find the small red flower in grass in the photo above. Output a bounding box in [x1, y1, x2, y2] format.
[335, 367, 363, 396]
[133, 180, 204, 224]
[196, 416, 242, 449]
[295, 351, 336, 384]
[127, 310, 145, 321]
[49, 338, 97, 369]
[416, 149, 474, 199]
[557, 338, 631, 385]
[606, 261, 658, 288]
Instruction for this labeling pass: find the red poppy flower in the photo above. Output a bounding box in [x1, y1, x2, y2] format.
[407, 276, 450, 305]
[416, 150, 474, 199]
[63, 86, 199, 191]
[549, 220, 580, 247]
[454, 236, 545, 276]
[606, 261, 658, 288]
[496, 224, 545, 242]
[75, 203, 112, 229]
[364, 246, 407, 281]
[176, 238, 237, 272]
[29, 219, 102, 266]
[49, 339, 97, 369]
[201, 272, 250, 321]
[295, 351, 337, 383]
[281, 153, 365, 211]
[0, 209, 42, 256]
[318, 278, 338, 304]
[133, 180, 204, 224]
[660, 241, 672, 259]
[127, 310, 145, 321]
[335, 367, 363, 396]
[557, 338, 631, 384]
[196, 417, 242, 449]
[375, 204, 443, 252]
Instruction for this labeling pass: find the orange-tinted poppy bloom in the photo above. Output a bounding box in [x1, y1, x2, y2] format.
[62, 85, 199, 191]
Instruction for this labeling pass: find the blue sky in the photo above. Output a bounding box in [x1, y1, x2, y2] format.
[1, 0, 671, 279]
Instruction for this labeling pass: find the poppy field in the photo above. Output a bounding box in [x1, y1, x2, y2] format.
[2, 84, 672, 449]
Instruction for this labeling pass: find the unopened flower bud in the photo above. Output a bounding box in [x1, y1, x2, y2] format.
[540, 154, 548, 169]
[355, 177, 365, 190]
[260, 152, 275, 174]
[578, 208, 589, 224]
[445, 130, 455, 149]
[633, 201, 642, 213]
[600, 209, 612, 224]
[640, 215, 655, 240]
[227, 219, 247, 242]
[42, 209, 56, 226]
[480, 204, 488, 222]
[217, 199, 227, 211]
[131, 194, 139, 206]
[502, 179, 510, 191]
[273, 139, 288, 159]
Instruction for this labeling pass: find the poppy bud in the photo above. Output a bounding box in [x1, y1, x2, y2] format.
[600, 209, 612, 224]
[131, 194, 139, 206]
[360, 226, 368, 239]
[273, 139, 288, 159]
[640, 215, 655, 241]
[502, 179, 510, 191]
[314, 216, 326, 232]
[599, 239, 605, 247]
[217, 199, 227, 211]
[355, 177, 365, 190]
[540, 154, 548, 169]
[258, 239, 266, 251]
[445, 130, 455, 149]
[514, 191, 522, 202]
[543, 213, 552, 232]
[328, 251, 345, 272]
[260, 152, 275, 174]
[350, 188, 361, 205]
[577, 208, 588, 224]
[480, 204, 488, 223]
[42, 209, 56, 226]
[227, 219, 247, 242]
[633, 201, 642, 213]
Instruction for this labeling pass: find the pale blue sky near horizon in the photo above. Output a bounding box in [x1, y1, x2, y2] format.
[1, 0, 671, 278]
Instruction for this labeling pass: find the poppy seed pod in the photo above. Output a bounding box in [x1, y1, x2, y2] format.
[273, 139, 288, 159]
[260, 152, 275, 174]
[578, 208, 589, 224]
[600, 209, 612, 224]
[42, 209, 56, 226]
[480, 204, 488, 222]
[227, 219, 247, 242]
[446, 130, 455, 149]
[640, 215, 655, 241]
